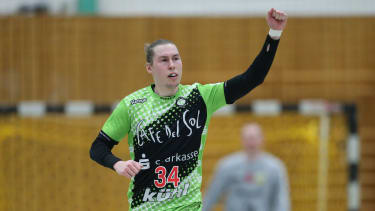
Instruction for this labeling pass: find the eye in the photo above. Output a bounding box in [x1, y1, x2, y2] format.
[173, 57, 180, 61]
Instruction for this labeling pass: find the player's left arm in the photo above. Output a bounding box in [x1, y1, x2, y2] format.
[224, 8, 287, 104]
[272, 161, 291, 211]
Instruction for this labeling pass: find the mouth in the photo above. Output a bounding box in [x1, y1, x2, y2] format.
[168, 73, 178, 78]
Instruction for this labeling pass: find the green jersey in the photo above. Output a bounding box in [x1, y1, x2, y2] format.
[102, 82, 227, 210]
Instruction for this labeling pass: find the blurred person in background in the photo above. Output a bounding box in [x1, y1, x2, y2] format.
[203, 123, 290, 211]
[90, 8, 288, 211]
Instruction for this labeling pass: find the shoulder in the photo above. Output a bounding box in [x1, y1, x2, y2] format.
[261, 152, 287, 171]
[194, 82, 225, 97]
[180, 82, 224, 95]
[179, 83, 197, 91]
[195, 82, 223, 89]
[217, 151, 247, 170]
[180, 83, 201, 91]
[177, 83, 201, 98]
[121, 86, 151, 105]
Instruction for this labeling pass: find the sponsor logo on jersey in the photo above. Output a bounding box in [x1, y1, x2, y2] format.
[139, 153, 150, 170]
[176, 97, 187, 107]
[135, 109, 201, 146]
[142, 183, 190, 202]
[131, 98, 147, 105]
[155, 150, 198, 165]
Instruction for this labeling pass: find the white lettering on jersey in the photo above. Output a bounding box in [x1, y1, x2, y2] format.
[165, 120, 180, 138]
[135, 109, 202, 146]
[136, 120, 150, 146]
[142, 183, 190, 202]
[183, 110, 201, 136]
[155, 150, 199, 165]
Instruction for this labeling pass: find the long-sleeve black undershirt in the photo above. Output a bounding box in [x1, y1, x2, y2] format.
[89, 131, 121, 170]
[224, 35, 279, 104]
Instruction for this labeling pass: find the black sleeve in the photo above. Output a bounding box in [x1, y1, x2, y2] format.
[224, 35, 280, 104]
[89, 130, 122, 170]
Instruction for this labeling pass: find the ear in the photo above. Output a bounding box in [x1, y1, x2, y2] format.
[146, 63, 152, 74]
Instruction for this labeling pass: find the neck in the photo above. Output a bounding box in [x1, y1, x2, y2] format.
[245, 150, 262, 160]
[154, 84, 179, 97]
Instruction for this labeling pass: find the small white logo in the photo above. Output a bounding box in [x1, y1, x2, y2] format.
[176, 97, 186, 107]
[131, 98, 147, 105]
[139, 154, 150, 170]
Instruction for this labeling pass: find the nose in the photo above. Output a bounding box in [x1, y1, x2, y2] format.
[168, 59, 175, 70]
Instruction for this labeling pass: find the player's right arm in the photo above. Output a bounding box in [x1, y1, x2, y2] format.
[89, 100, 141, 178]
[89, 131, 142, 178]
[90, 130, 122, 170]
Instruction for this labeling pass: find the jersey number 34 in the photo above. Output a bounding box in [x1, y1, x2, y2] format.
[154, 166, 180, 188]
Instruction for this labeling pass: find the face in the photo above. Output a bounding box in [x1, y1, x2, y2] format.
[146, 43, 182, 93]
[241, 124, 264, 155]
